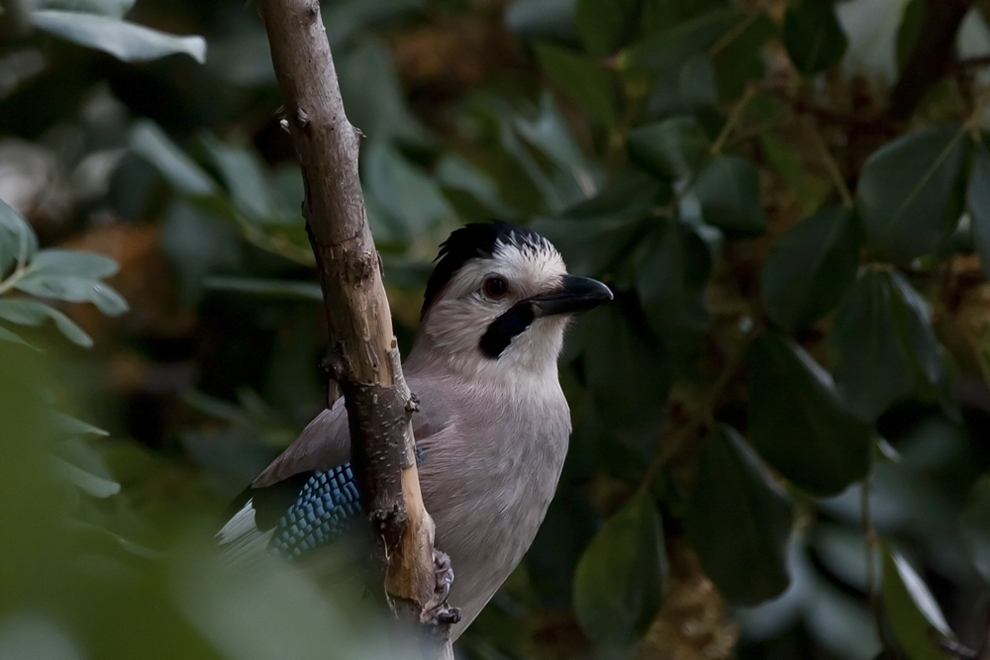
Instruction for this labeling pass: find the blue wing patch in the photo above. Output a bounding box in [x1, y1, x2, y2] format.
[269, 463, 364, 559]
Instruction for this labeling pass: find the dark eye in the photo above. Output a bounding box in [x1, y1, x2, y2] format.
[483, 276, 509, 299]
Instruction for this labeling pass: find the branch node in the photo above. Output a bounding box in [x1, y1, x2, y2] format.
[406, 393, 421, 415]
[294, 106, 311, 130]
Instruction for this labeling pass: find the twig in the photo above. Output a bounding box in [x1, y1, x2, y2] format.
[811, 129, 854, 209]
[257, 0, 454, 656]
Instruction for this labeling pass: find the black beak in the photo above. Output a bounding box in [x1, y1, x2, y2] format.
[529, 275, 613, 317]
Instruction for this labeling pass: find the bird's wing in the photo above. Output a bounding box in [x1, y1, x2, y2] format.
[217, 375, 455, 565]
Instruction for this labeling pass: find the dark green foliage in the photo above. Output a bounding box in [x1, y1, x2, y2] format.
[2, 0, 989, 658]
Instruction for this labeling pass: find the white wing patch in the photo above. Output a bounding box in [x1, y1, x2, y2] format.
[216, 498, 275, 567]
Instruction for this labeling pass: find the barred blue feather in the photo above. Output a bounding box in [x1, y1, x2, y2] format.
[269, 463, 364, 559]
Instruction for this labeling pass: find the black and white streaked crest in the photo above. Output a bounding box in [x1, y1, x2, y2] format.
[421, 221, 555, 317]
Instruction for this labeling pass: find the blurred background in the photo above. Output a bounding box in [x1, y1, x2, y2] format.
[3, 0, 990, 658]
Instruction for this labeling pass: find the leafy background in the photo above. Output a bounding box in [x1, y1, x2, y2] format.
[3, 0, 990, 658]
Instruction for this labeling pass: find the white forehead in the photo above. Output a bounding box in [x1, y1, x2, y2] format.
[447, 237, 567, 296]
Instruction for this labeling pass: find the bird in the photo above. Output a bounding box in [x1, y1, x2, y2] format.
[216, 221, 613, 639]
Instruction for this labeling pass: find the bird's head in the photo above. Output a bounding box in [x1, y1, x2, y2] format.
[413, 222, 612, 380]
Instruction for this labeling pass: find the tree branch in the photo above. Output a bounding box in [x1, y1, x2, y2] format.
[257, 0, 454, 656]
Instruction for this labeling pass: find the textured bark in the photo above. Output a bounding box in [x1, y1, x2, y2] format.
[258, 0, 453, 656]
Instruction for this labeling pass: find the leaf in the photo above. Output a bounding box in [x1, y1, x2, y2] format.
[575, 0, 638, 55]
[855, 124, 969, 264]
[204, 276, 323, 301]
[130, 120, 217, 197]
[0, 324, 36, 349]
[620, 7, 739, 72]
[505, 0, 579, 41]
[52, 457, 120, 498]
[828, 268, 943, 420]
[693, 154, 767, 234]
[761, 205, 861, 332]
[747, 333, 872, 495]
[962, 476, 990, 583]
[759, 130, 831, 215]
[967, 140, 990, 281]
[362, 140, 453, 242]
[201, 137, 275, 223]
[28, 249, 118, 279]
[783, 0, 848, 74]
[0, 299, 93, 347]
[581, 301, 671, 435]
[572, 492, 667, 643]
[38, 0, 135, 18]
[30, 11, 206, 63]
[0, 197, 38, 278]
[628, 115, 711, 182]
[687, 425, 792, 605]
[711, 11, 778, 100]
[535, 43, 617, 127]
[896, 0, 926, 74]
[636, 219, 711, 340]
[15, 274, 129, 316]
[49, 411, 110, 438]
[881, 545, 955, 660]
[647, 53, 719, 116]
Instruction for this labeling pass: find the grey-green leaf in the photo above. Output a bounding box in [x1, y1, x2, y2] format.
[687, 425, 792, 605]
[693, 154, 767, 233]
[761, 205, 861, 332]
[572, 492, 667, 643]
[29, 249, 119, 279]
[130, 120, 217, 197]
[856, 124, 969, 264]
[0, 197, 39, 277]
[30, 11, 206, 63]
[0, 299, 93, 347]
[748, 333, 872, 495]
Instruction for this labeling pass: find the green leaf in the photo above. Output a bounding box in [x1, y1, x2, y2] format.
[28, 249, 119, 279]
[648, 53, 719, 116]
[573, 492, 666, 643]
[711, 11, 778, 100]
[620, 7, 739, 72]
[636, 219, 711, 340]
[693, 154, 767, 233]
[30, 11, 206, 63]
[747, 333, 872, 495]
[759, 130, 831, 214]
[761, 205, 861, 332]
[581, 301, 671, 435]
[828, 268, 943, 421]
[967, 140, 990, 281]
[0, 299, 93, 347]
[783, 0, 848, 74]
[204, 276, 323, 301]
[130, 120, 217, 197]
[896, 0, 926, 74]
[534, 43, 617, 126]
[881, 545, 954, 660]
[687, 425, 791, 605]
[628, 115, 711, 182]
[856, 124, 969, 264]
[0, 197, 38, 278]
[575, 0, 637, 55]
